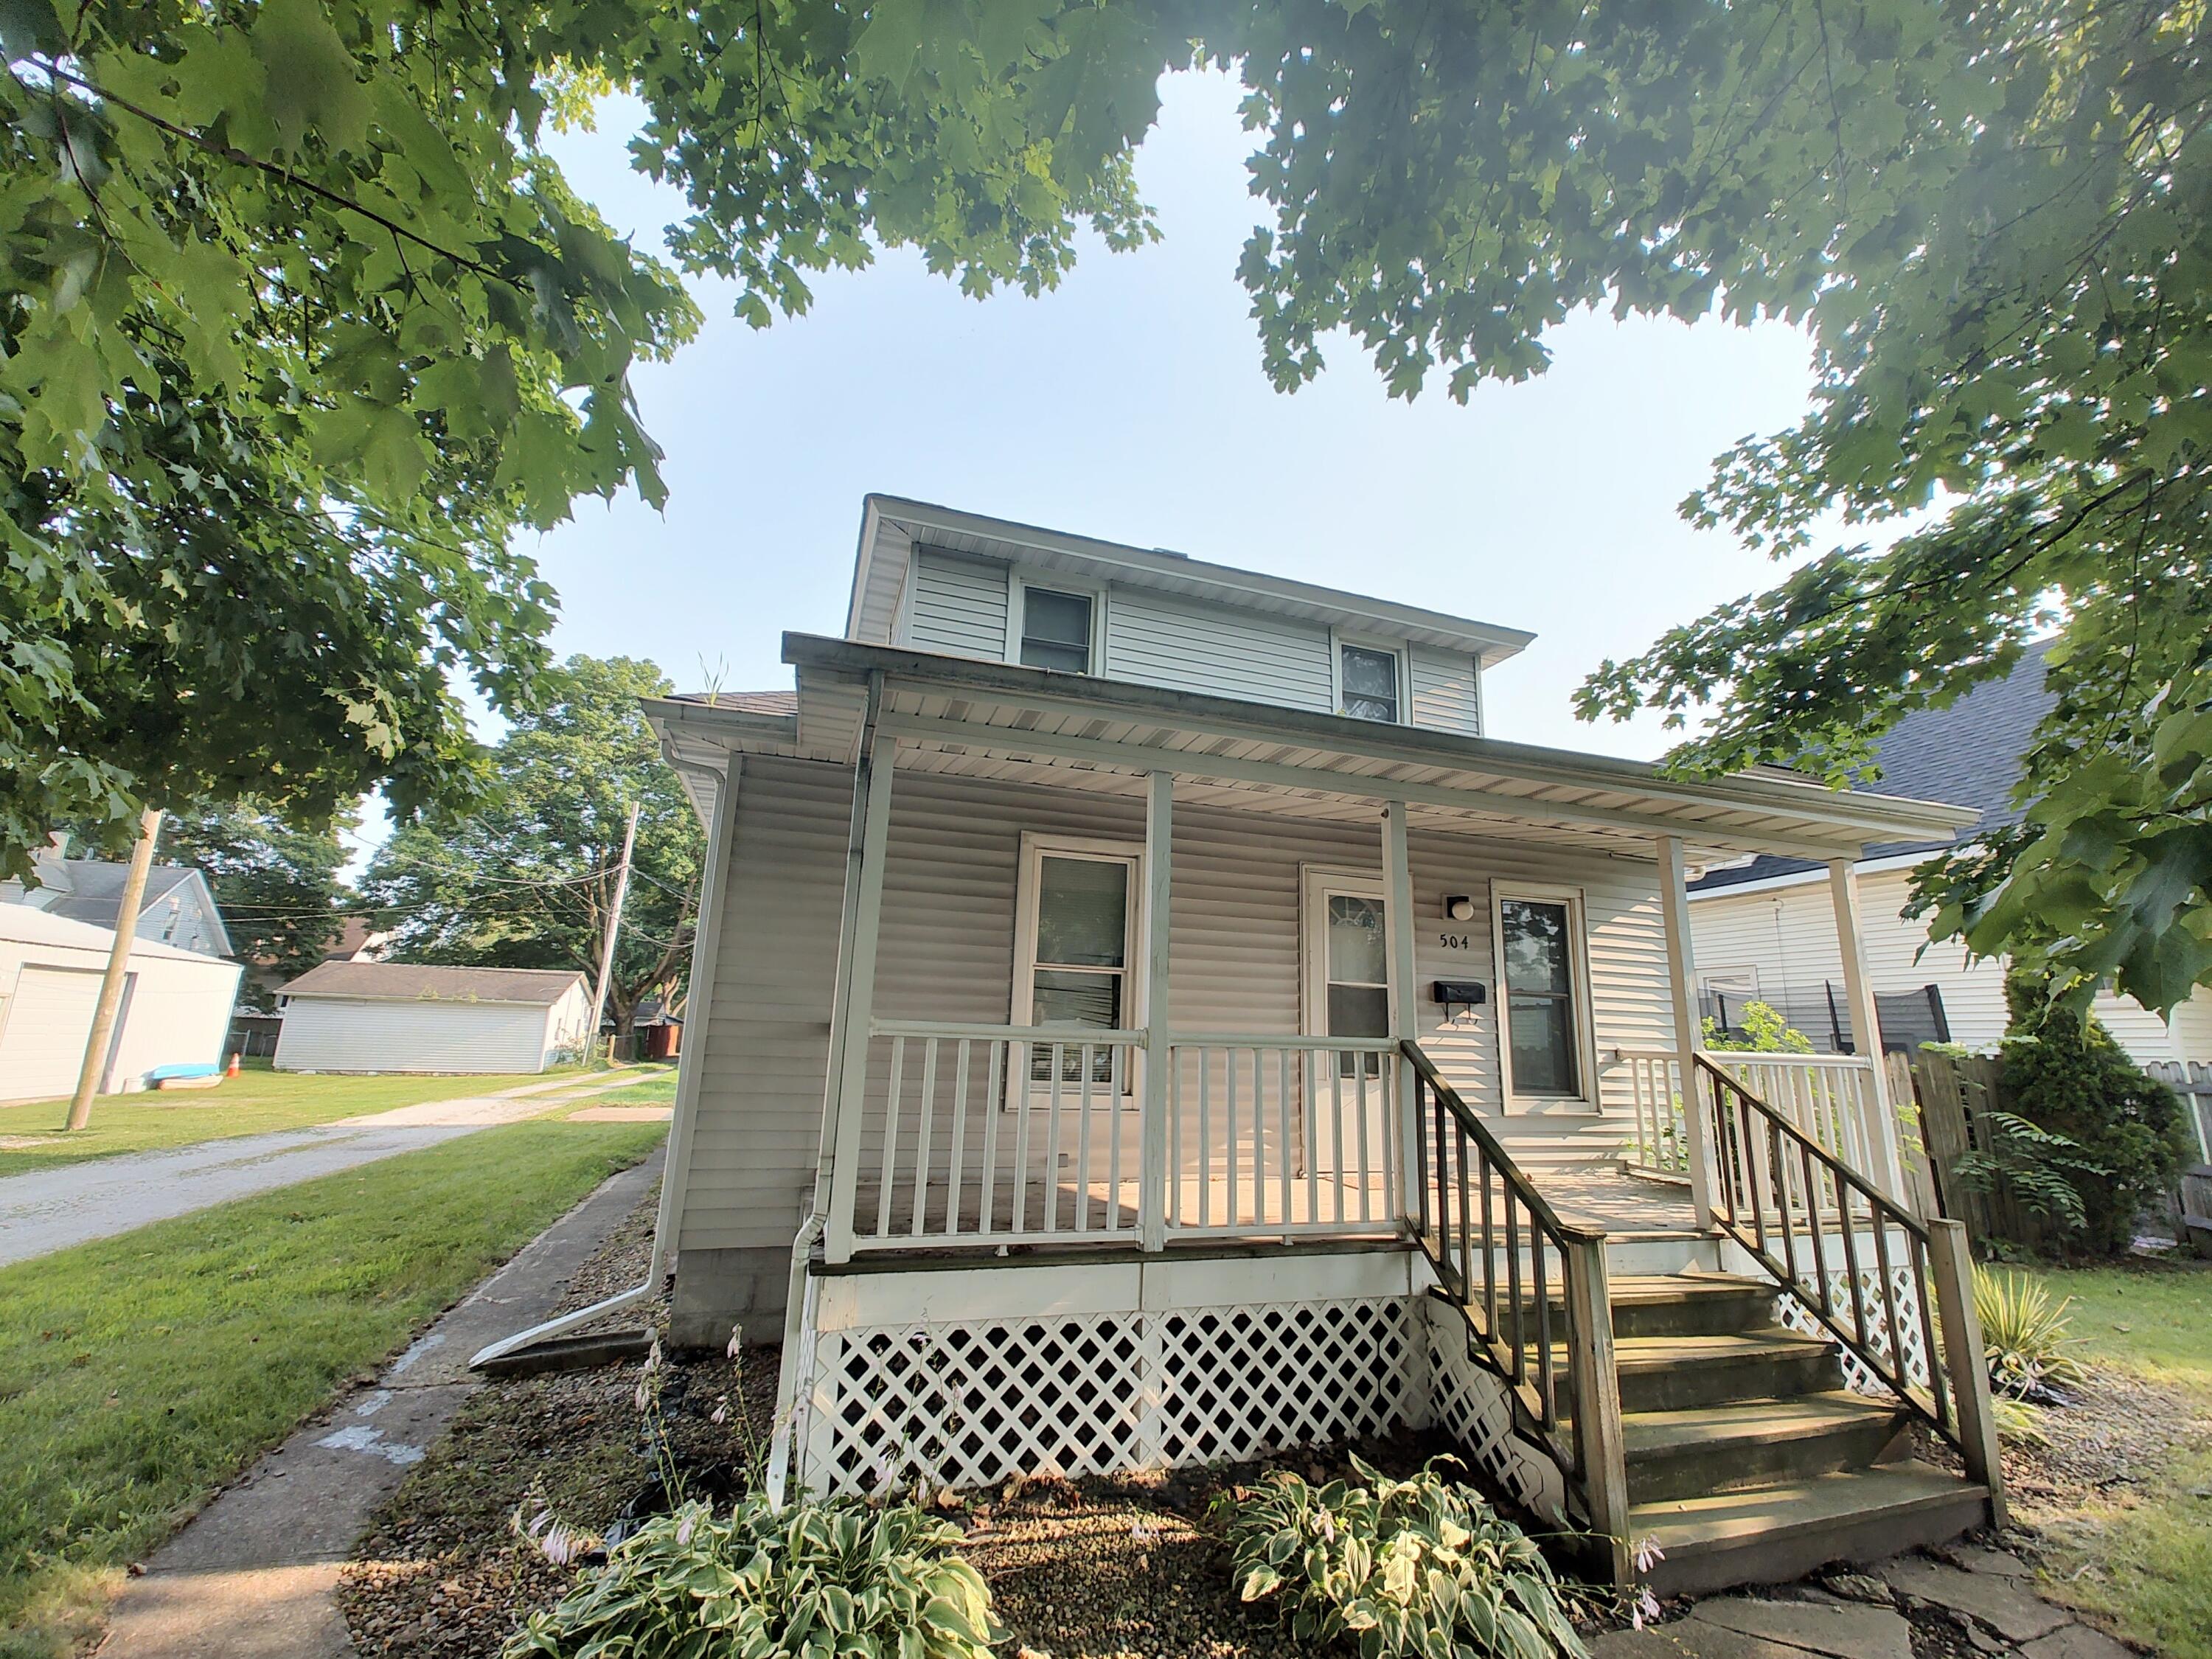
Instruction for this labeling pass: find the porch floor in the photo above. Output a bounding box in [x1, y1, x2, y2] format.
[1528, 1167, 1701, 1237]
[844, 1163, 1704, 1253]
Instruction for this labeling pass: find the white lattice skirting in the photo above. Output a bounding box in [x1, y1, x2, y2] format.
[790, 1248, 1566, 1504]
[1772, 1262, 1933, 1394]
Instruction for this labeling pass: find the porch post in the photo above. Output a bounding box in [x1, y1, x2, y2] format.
[1658, 837, 1716, 1231]
[1828, 858, 1910, 1205]
[822, 728, 897, 1264]
[1381, 801, 1421, 1225]
[1139, 771, 1175, 1251]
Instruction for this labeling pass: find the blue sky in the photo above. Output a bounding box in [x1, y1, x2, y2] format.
[355, 70, 1820, 863]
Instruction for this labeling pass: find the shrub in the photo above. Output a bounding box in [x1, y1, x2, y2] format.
[503, 1493, 1002, 1659]
[1974, 1265, 2088, 1398]
[2000, 969, 2193, 1255]
[1216, 1455, 1587, 1659]
[1702, 1000, 1815, 1054]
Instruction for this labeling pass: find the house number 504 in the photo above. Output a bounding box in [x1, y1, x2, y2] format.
[1437, 933, 1473, 950]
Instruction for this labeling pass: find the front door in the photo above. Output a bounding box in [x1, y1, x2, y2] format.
[1301, 868, 1393, 1180]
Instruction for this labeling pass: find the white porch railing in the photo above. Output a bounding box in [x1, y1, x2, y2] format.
[1618, 1048, 1891, 1190]
[833, 1023, 1402, 1254]
[1166, 1034, 1401, 1239]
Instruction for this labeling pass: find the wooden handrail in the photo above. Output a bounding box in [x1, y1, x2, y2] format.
[1402, 1040, 1626, 1564]
[1693, 1054, 1962, 1451]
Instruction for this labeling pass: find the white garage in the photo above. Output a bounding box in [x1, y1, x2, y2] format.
[0, 906, 244, 1102]
[274, 963, 591, 1075]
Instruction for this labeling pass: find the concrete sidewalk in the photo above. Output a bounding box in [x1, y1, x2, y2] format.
[0, 1071, 653, 1266]
[93, 1147, 664, 1659]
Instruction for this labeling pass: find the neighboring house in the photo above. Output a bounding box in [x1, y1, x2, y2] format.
[0, 905, 243, 1102]
[1, 837, 235, 960]
[1688, 640, 2212, 1068]
[582, 495, 2009, 1593]
[272, 962, 590, 1074]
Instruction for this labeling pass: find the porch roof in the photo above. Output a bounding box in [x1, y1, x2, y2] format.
[644, 636, 1978, 866]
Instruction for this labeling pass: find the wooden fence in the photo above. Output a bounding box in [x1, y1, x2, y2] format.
[2144, 1061, 2212, 1164]
[1897, 1049, 2059, 1253]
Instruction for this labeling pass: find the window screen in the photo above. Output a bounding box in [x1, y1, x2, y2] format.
[1028, 853, 1128, 1082]
[1340, 645, 1399, 722]
[1019, 588, 1093, 673]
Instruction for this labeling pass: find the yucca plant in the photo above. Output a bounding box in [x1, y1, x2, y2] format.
[1215, 1455, 1587, 1659]
[1975, 1265, 2089, 1399]
[503, 1492, 1002, 1659]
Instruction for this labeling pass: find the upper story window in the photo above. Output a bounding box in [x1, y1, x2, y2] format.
[1339, 643, 1402, 723]
[1018, 586, 1094, 674]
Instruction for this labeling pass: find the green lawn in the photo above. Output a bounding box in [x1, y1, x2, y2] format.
[0, 1065, 590, 1175]
[2027, 1258, 2212, 1659]
[0, 1113, 667, 1659]
[566, 1065, 678, 1110]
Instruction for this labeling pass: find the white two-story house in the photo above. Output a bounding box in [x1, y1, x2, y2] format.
[526, 498, 2011, 1593]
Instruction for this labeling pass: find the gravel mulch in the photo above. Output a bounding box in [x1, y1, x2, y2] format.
[1998, 1364, 2208, 1523]
[338, 1177, 781, 1658]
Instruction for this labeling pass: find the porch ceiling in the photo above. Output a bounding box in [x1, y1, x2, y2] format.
[643, 637, 1979, 866]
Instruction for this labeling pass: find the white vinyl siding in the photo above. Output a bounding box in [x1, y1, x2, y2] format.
[0, 920, 240, 1101]
[1103, 585, 1335, 711]
[274, 991, 582, 1074]
[905, 549, 1009, 661]
[1410, 644, 1483, 736]
[675, 762, 1683, 1249]
[1690, 865, 2185, 1065]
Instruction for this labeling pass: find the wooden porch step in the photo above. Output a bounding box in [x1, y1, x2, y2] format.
[1630, 1461, 1992, 1597]
[1610, 1330, 1843, 1414]
[1621, 1392, 1913, 1504]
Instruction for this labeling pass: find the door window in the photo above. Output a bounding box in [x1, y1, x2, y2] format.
[1498, 896, 1583, 1096]
[1025, 852, 1131, 1083]
[1324, 891, 1389, 1075]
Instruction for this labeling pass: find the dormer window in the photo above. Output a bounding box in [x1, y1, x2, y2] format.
[1018, 585, 1094, 674]
[1339, 643, 1402, 723]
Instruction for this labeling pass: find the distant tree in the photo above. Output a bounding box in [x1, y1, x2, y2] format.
[359, 656, 703, 1037]
[159, 801, 353, 982]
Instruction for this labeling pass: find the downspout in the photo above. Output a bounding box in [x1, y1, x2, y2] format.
[470, 754, 744, 1370]
[766, 671, 885, 1505]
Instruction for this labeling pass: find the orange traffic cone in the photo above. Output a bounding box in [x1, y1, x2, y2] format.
[226, 1052, 241, 1078]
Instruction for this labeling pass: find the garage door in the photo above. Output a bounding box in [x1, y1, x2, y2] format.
[0, 966, 108, 1102]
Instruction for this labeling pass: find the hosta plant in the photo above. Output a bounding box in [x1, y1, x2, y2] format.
[1217, 1455, 1587, 1659]
[503, 1492, 1001, 1659]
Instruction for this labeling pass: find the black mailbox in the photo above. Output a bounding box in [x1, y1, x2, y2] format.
[1432, 980, 1487, 1017]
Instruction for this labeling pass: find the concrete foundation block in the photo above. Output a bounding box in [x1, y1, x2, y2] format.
[670, 1246, 790, 1350]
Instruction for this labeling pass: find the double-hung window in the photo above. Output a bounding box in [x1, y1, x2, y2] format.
[1339, 643, 1401, 723]
[1017, 842, 1137, 1085]
[1018, 586, 1094, 674]
[1496, 892, 1589, 1099]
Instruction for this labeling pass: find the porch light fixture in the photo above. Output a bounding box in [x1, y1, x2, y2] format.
[1443, 894, 1477, 922]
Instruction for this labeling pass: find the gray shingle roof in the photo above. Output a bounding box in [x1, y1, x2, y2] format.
[278, 961, 586, 1005]
[1690, 639, 2053, 893]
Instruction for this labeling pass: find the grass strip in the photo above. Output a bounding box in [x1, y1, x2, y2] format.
[2031, 1261, 2212, 1659]
[0, 1113, 665, 1658]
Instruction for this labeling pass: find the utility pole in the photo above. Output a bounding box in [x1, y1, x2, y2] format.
[588, 801, 641, 1062]
[66, 807, 164, 1132]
